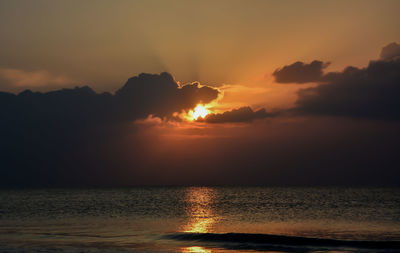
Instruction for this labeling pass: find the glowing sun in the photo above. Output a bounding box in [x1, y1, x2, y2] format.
[190, 104, 210, 120]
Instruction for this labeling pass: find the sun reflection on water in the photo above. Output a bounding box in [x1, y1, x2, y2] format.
[181, 187, 218, 253]
[181, 246, 212, 253]
[182, 187, 218, 233]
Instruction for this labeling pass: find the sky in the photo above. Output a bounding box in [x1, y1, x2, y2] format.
[0, 0, 400, 187]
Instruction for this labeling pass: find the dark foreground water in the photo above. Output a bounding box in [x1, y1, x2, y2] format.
[0, 187, 399, 253]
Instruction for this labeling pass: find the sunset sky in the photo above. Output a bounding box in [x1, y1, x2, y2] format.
[1, 0, 400, 187]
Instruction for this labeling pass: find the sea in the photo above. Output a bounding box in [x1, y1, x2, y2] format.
[0, 187, 399, 252]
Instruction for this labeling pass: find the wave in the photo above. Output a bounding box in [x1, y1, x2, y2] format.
[164, 232, 400, 252]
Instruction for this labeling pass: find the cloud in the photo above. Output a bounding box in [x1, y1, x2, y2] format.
[268, 43, 400, 121]
[380, 42, 400, 60]
[0, 72, 219, 187]
[197, 106, 271, 123]
[0, 68, 74, 89]
[114, 72, 219, 120]
[273, 60, 330, 83]
[0, 71, 219, 126]
[293, 57, 400, 121]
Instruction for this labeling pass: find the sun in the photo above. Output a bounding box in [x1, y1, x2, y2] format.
[190, 104, 210, 120]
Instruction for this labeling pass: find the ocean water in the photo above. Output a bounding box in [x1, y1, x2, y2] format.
[0, 187, 399, 252]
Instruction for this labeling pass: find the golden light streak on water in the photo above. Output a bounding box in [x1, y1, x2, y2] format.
[182, 187, 218, 233]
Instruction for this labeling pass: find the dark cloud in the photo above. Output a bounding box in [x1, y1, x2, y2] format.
[0, 72, 219, 124]
[273, 60, 329, 83]
[294, 58, 400, 121]
[0, 72, 219, 187]
[114, 72, 219, 120]
[380, 42, 400, 60]
[197, 106, 270, 123]
[270, 43, 400, 121]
